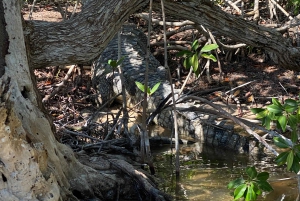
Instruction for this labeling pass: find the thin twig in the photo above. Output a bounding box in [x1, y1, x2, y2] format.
[62, 128, 101, 142]
[28, 0, 37, 20]
[161, 0, 180, 177]
[270, 0, 293, 20]
[70, 0, 79, 19]
[224, 0, 242, 15]
[225, 80, 257, 95]
[279, 82, 288, 95]
[42, 64, 76, 103]
[178, 67, 193, 96]
[117, 28, 130, 140]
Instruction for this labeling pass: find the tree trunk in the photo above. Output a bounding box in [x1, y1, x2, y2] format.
[0, 1, 122, 200]
[25, 0, 148, 68]
[155, 0, 300, 71]
[25, 0, 300, 71]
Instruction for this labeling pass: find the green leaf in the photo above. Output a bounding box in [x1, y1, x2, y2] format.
[176, 50, 193, 58]
[183, 58, 191, 69]
[191, 40, 199, 51]
[256, 172, 269, 181]
[228, 178, 245, 189]
[267, 111, 276, 120]
[262, 116, 271, 130]
[250, 108, 265, 114]
[273, 137, 291, 148]
[294, 144, 300, 152]
[194, 66, 200, 77]
[252, 182, 262, 195]
[256, 180, 273, 192]
[256, 110, 268, 119]
[267, 104, 283, 114]
[135, 81, 145, 93]
[284, 105, 298, 113]
[277, 115, 287, 132]
[200, 44, 219, 53]
[291, 155, 300, 173]
[190, 54, 199, 72]
[108, 59, 118, 68]
[295, 147, 300, 159]
[287, 150, 294, 171]
[285, 99, 298, 107]
[288, 114, 298, 130]
[275, 151, 289, 166]
[116, 56, 125, 66]
[246, 166, 257, 179]
[150, 82, 161, 95]
[272, 98, 283, 107]
[234, 184, 247, 200]
[200, 53, 217, 62]
[245, 184, 257, 201]
[291, 129, 298, 143]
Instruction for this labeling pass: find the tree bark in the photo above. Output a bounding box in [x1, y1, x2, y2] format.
[25, 0, 300, 71]
[0, 1, 122, 200]
[25, 0, 148, 68]
[154, 0, 300, 71]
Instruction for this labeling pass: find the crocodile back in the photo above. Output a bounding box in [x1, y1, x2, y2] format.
[92, 24, 169, 108]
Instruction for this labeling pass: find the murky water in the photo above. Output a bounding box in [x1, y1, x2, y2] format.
[152, 143, 298, 201]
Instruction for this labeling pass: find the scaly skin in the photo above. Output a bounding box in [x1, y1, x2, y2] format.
[92, 24, 249, 153]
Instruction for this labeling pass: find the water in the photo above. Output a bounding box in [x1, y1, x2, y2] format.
[152, 143, 298, 201]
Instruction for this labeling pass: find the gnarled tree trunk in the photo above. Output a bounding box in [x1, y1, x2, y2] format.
[153, 0, 300, 71]
[0, 0, 128, 200]
[1, 1, 171, 200]
[25, 0, 148, 68]
[25, 0, 300, 71]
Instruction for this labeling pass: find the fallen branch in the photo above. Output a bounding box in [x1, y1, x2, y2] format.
[150, 40, 191, 46]
[217, 39, 247, 50]
[62, 128, 101, 141]
[225, 80, 257, 95]
[224, 0, 242, 15]
[153, 45, 188, 55]
[42, 64, 76, 103]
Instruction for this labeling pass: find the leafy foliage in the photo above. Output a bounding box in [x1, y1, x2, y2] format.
[251, 97, 299, 139]
[135, 81, 161, 96]
[228, 166, 273, 201]
[107, 56, 125, 69]
[287, 0, 300, 14]
[176, 40, 218, 76]
[251, 96, 300, 173]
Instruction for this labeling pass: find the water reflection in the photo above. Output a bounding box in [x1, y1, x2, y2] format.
[152, 142, 298, 201]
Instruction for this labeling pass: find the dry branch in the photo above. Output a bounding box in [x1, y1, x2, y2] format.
[42, 64, 76, 103]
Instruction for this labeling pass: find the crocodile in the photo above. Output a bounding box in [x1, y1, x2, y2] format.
[91, 24, 250, 153]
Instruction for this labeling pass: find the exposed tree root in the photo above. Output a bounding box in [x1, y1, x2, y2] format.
[109, 159, 172, 201]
